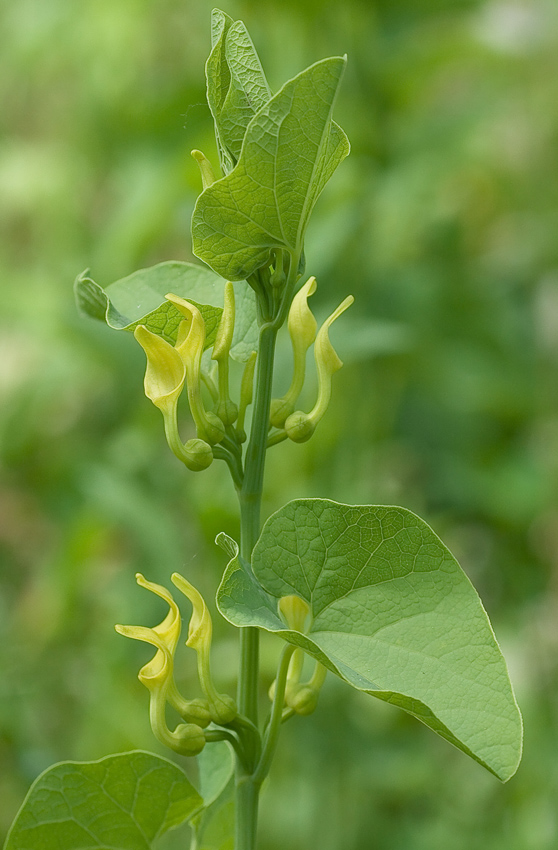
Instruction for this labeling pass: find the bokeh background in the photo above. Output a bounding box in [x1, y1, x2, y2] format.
[1, 0, 558, 847]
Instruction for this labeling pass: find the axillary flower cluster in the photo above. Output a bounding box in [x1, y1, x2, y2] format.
[118, 275, 352, 757]
[133, 277, 353, 483]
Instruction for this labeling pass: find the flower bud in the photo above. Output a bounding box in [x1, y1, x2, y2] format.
[179, 697, 212, 727]
[287, 684, 319, 716]
[278, 595, 311, 632]
[284, 411, 315, 443]
[270, 398, 295, 429]
[216, 398, 239, 428]
[191, 149, 216, 190]
[173, 722, 206, 756]
[182, 438, 213, 471]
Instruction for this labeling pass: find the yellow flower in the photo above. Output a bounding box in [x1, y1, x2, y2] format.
[115, 573, 210, 754]
[270, 277, 317, 428]
[165, 294, 225, 444]
[285, 295, 354, 443]
[133, 325, 185, 416]
[172, 572, 237, 725]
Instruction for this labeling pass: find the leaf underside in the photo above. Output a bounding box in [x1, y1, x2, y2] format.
[217, 499, 523, 782]
[74, 261, 257, 362]
[4, 750, 203, 850]
[192, 57, 350, 281]
[191, 742, 235, 850]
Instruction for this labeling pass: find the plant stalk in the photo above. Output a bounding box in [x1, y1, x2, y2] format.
[235, 320, 278, 850]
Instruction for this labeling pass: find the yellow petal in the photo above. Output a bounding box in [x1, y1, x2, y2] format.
[314, 295, 354, 379]
[171, 572, 212, 651]
[288, 276, 318, 351]
[114, 573, 182, 690]
[134, 325, 185, 412]
[165, 294, 206, 369]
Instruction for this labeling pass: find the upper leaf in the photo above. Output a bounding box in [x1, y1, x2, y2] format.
[192, 57, 350, 281]
[207, 10, 271, 174]
[74, 261, 257, 362]
[217, 499, 523, 782]
[4, 750, 203, 850]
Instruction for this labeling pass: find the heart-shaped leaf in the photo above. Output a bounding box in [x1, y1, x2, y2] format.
[74, 261, 257, 362]
[192, 57, 350, 281]
[4, 750, 203, 850]
[217, 500, 523, 781]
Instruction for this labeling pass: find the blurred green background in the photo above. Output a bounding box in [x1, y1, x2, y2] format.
[1, 0, 557, 847]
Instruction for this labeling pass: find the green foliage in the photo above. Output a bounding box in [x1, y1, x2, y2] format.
[206, 9, 271, 174]
[217, 499, 522, 781]
[191, 743, 235, 850]
[74, 261, 258, 361]
[192, 57, 349, 280]
[3, 751, 202, 850]
[5, 0, 558, 846]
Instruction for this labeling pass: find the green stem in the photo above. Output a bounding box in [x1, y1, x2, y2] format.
[253, 643, 295, 786]
[235, 320, 278, 850]
[233, 255, 300, 849]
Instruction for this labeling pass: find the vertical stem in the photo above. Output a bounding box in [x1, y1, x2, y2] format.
[235, 321, 278, 850]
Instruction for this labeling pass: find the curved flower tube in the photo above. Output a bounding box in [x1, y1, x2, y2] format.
[172, 572, 237, 725]
[134, 325, 214, 471]
[284, 294, 354, 443]
[115, 573, 211, 754]
[270, 277, 317, 428]
[211, 281, 238, 426]
[165, 294, 225, 445]
[134, 325, 185, 415]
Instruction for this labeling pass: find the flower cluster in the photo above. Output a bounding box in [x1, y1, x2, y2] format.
[115, 573, 237, 756]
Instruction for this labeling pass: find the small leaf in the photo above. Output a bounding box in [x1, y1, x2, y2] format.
[192, 57, 350, 281]
[195, 793, 234, 850]
[189, 743, 235, 850]
[196, 741, 234, 808]
[74, 261, 257, 361]
[206, 10, 271, 174]
[217, 499, 523, 782]
[4, 750, 203, 850]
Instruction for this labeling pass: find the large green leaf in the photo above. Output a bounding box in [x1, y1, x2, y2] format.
[74, 261, 257, 361]
[217, 500, 523, 781]
[207, 10, 271, 174]
[4, 750, 203, 850]
[192, 57, 350, 281]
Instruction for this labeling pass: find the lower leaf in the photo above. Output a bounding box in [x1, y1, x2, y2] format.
[217, 499, 523, 782]
[4, 750, 203, 850]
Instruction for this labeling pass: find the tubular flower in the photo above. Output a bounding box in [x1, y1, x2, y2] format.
[235, 350, 257, 443]
[172, 572, 237, 725]
[211, 281, 238, 426]
[165, 294, 225, 445]
[115, 573, 210, 755]
[134, 324, 214, 472]
[134, 325, 185, 416]
[270, 595, 326, 716]
[284, 294, 354, 443]
[270, 277, 318, 428]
